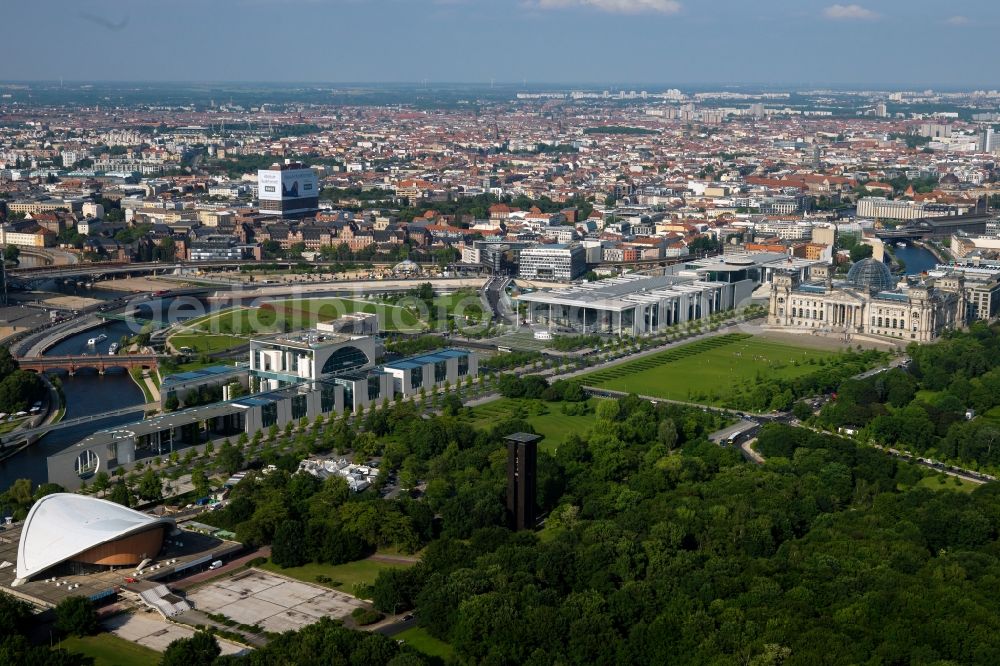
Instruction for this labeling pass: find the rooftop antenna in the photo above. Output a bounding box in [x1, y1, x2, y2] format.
[490, 78, 495, 89]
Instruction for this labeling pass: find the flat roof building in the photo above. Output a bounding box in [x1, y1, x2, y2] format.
[516, 272, 754, 336]
[381, 348, 478, 396]
[249, 330, 382, 391]
[257, 162, 319, 219]
[519, 243, 587, 282]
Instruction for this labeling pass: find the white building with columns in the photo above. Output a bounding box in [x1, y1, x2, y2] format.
[768, 260, 965, 342]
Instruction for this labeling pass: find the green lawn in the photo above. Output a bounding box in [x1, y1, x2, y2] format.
[258, 557, 412, 596]
[579, 333, 835, 406]
[0, 417, 28, 434]
[129, 368, 154, 403]
[57, 632, 161, 666]
[396, 627, 455, 661]
[432, 290, 485, 324]
[916, 474, 980, 494]
[181, 299, 424, 335]
[273, 297, 424, 332]
[467, 398, 601, 451]
[915, 389, 943, 404]
[169, 333, 247, 354]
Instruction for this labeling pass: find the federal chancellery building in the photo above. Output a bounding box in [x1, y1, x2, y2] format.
[768, 258, 967, 342]
[47, 323, 477, 490]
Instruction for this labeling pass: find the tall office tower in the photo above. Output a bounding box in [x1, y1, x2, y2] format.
[506, 432, 540, 531]
[257, 161, 319, 219]
[981, 128, 995, 153]
[875, 101, 888, 118]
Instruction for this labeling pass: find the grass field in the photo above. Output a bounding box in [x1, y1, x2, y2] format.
[432, 290, 485, 326]
[579, 333, 836, 405]
[916, 474, 980, 494]
[0, 417, 27, 435]
[488, 330, 557, 352]
[258, 557, 412, 596]
[915, 389, 943, 404]
[467, 398, 601, 451]
[396, 627, 455, 661]
[180, 299, 424, 336]
[270, 298, 424, 332]
[57, 633, 161, 666]
[129, 368, 154, 403]
[169, 332, 247, 354]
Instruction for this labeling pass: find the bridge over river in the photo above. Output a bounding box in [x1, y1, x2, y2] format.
[16, 354, 159, 375]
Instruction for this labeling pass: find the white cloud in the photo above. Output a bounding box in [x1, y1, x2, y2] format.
[822, 4, 879, 20]
[536, 0, 682, 15]
[945, 15, 970, 26]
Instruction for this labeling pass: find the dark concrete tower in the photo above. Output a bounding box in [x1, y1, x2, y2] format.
[505, 432, 540, 531]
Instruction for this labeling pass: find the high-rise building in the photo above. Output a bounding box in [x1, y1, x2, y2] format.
[875, 101, 888, 118]
[257, 161, 319, 218]
[506, 433, 540, 531]
[981, 128, 995, 153]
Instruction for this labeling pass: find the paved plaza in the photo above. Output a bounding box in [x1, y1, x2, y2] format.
[105, 611, 246, 655]
[186, 569, 366, 633]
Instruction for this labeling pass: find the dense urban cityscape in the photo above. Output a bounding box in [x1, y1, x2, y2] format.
[4, 7, 1000, 660]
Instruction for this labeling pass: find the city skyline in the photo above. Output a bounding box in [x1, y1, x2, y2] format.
[2, 0, 997, 86]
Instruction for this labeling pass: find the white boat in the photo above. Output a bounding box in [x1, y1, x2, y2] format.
[896, 242, 907, 248]
[107, 342, 119, 355]
[87, 333, 108, 346]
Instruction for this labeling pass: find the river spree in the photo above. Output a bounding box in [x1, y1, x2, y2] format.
[891, 242, 939, 276]
[0, 296, 208, 488]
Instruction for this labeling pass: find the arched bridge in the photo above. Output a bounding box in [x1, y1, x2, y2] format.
[17, 354, 159, 375]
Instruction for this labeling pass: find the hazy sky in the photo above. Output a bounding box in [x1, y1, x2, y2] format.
[2, 0, 997, 86]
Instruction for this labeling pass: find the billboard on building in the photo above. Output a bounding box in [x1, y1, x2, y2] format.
[257, 167, 317, 203]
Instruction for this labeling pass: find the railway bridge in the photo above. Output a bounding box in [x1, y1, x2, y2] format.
[16, 354, 159, 375]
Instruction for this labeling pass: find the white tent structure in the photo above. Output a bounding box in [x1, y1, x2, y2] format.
[14, 493, 175, 586]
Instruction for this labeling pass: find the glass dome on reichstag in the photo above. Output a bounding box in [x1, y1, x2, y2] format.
[846, 257, 895, 293]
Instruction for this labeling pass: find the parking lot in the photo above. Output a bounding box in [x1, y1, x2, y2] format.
[186, 569, 366, 633]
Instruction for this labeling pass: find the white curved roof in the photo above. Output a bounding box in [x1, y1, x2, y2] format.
[15, 493, 174, 585]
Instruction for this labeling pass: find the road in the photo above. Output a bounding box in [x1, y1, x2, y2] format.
[173, 546, 271, 591]
[0, 403, 156, 445]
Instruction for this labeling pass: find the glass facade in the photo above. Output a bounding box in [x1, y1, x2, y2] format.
[410, 367, 423, 389]
[368, 375, 381, 401]
[262, 402, 278, 428]
[291, 394, 308, 420]
[434, 360, 448, 382]
[457, 355, 469, 377]
[518, 245, 586, 281]
[335, 378, 354, 412]
[321, 346, 370, 375]
[321, 383, 337, 413]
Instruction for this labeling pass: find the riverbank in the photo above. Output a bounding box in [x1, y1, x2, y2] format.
[887, 242, 940, 276]
[914, 239, 950, 264]
[130, 367, 161, 405]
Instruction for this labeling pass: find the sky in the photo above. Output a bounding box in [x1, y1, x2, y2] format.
[1, 0, 998, 87]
